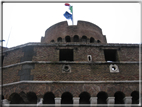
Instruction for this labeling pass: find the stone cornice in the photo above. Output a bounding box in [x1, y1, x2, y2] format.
[1, 61, 139, 69]
[2, 42, 140, 53]
[1, 80, 140, 87]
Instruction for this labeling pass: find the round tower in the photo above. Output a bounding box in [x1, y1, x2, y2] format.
[41, 20, 107, 44]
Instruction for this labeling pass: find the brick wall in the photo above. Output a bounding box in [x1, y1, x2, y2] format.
[2, 63, 139, 84]
[3, 65, 21, 84]
[118, 47, 139, 61]
[31, 63, 139, 81]
[42, 21, 106, 43]
[3, 49, 24, 66]
[2, 83, 139, 99]
[2, 43, 139, 99]
[3, 44, 139, 66]
[33, 46, 58, 61]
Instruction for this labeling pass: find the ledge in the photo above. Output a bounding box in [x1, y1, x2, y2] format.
[2, 42, 139, 53]
[1, 80, 140, 87]
[2, 61, 139, 69]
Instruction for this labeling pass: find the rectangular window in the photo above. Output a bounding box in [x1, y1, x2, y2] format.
[104, 49, 118, 62]
[59, 49, 73, 61]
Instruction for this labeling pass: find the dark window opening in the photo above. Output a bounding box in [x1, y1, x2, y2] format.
[104, 50, 118, 62]
[87, 55, 92, 61]
[112, 66, 116, 71]
[81, 36, 87, 42]
[59, 49, 73, 61]
[51, 40, 54, 42]
[73, 35, 79, 42]
[57, 37, 62, 42]
[131, 91, 139, 104]
[65, 36, 71, 42]
[43, 92, 55, 104]
[90, 37, 95, 43]
[79, 91, 91, 104]
[61, 92, 73, 104]
[97, 91, 108, 104]
[97, 40, 101, 43]
[114, 91, 125, 104]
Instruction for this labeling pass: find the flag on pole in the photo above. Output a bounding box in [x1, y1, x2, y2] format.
[65, 3, 72, 13]
[63, 3, 74, 25]
[69, 6, 73, 13]
[63, 11, 72, 20]
[65, 3, 70, 6]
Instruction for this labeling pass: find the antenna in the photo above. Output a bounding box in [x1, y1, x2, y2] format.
[6, 27, 12, 47]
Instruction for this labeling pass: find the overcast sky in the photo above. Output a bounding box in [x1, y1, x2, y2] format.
[2, 2, 141, 48]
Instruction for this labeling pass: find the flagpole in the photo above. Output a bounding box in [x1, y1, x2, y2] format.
[72, 6, 74, 25]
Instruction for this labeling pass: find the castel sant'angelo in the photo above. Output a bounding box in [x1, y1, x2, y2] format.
[1, 20, 140, 105]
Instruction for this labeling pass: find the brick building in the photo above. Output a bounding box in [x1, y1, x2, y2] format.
[1, 21, 140, 105]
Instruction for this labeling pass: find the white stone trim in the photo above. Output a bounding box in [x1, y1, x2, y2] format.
[1, 80, 139, 87]
[2, 42, 139, 53]
[87, 55, 92, 61]
[2, 61, 139, 69]
[109, 64, 119, 73]
[62, 65, 71, 73]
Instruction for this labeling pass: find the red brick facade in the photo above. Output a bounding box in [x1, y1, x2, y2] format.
[1, 21, 140, 101]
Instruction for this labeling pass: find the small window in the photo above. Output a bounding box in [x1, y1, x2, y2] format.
[109, 64, 119, 73]
[57, 37, 62, 42]
[97, 91, 108, 104]
[90, 37, 95, 43]
[114, 91, 125, 104]
[81, 36, 87, 42]
[73, 35, 79, 42]
[79, 91, 91, 104]
[104, 49, 118, 62]
[87, 55, 92, 61]
[59, 49, 73, 61]
[51, 40, 54, 42]
[97, 40, 101, 43]
[62, 65, 71, 73]
[65, 36, 71, 42]
[61, 92, 73, 104]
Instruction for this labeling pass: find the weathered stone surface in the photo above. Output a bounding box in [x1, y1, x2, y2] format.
[2, 83, 139, 99]
[2, 21, 140, 101]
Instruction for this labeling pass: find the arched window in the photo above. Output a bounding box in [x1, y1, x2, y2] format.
[97, 40, 101, 43]
[79, 91, 91, 104]
[43, 92, 55, 104]
[51, 40, 54, 42]
[73, 35, 79, 42]
[87, 55, 92, 61]
[131, 91, 139, 104]
[57, 37, 62, 42]
[61, 92, 73, 104]
[90, 37, 95, 43]
[114, 91, 125, 104]
[97, 91, 108, 104]
[65, 36, 71, 42]
[81, 36, 87, 42]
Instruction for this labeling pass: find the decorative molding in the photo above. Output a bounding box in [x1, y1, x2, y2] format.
[2, 61, 139, 69]
[2, 42, 139, 53]
[1, 80, 140, 87]
[109, 64, 119, 73]
[62, 65, 71, 73]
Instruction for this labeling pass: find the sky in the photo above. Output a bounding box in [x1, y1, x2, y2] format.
[2, 2, 141, 48]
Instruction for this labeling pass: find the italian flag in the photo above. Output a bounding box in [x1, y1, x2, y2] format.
[65, 3, 73, 13]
